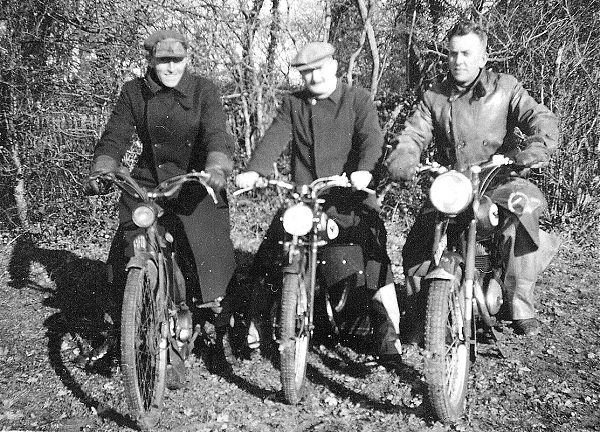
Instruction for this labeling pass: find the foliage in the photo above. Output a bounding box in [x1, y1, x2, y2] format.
[0, 0, 598, 247]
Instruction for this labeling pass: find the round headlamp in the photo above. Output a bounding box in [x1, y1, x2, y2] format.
[282, 203, 313, 236]
[429, 171, 473, 215]
[132, 204, 156, 228]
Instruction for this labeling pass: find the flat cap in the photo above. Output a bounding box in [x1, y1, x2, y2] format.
[143, 29, 188, 58]
[291, 42, 335, 71]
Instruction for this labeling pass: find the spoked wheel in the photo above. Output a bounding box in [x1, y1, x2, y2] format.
[279, 271, 311, 404]
[120, 260, 168, 430]
[424, 276, 470, 424]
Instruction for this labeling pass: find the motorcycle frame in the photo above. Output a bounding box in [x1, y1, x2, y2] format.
[426, 165, 487, 355]
[281, 197, 327, 338]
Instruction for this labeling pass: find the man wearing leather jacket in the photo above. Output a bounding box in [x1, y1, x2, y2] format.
[386, 20, 560, 337]
[86, 30, 237, 384]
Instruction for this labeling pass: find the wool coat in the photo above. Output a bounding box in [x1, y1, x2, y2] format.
[94, 69, 236, 303]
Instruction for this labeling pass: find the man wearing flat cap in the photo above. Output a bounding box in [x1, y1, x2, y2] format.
[87, 29, 237, 385]
[236, 41, 402, 364]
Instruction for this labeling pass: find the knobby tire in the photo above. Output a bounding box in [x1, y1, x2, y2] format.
[279, 272, 310, 405]
[424, 278, 470, 424]
[120, 261, 168, 430]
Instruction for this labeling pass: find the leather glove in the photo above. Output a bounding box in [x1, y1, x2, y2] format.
[515, 137, 550, 168]
[385, 139, 421, 181]
[85, 155, 118, 195]
[204, 167, 227, 192]
[204, 151, 233, 193]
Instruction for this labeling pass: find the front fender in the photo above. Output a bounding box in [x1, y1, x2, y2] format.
[424, 251, 463, 281]
[126, 252, 156, 270]
[283, 248, 305, 274]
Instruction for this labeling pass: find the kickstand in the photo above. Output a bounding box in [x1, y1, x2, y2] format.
[488, 326, 510, 359]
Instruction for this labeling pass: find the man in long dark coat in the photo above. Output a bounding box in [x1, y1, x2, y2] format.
[236, 42, 402, 363]
[87, 29, 236, 384]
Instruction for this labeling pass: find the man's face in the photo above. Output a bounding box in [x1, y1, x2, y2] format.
[448, 32, 487, 86]
[151, 56, 187, 88]
[300, 58, 338, 98]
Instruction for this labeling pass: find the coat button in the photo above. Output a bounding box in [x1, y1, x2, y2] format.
[158, 164, 164, 169]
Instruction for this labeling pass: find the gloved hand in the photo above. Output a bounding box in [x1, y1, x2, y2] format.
[235, 171, 260, 189]
[385, 139, 421, 181]
[204, 167, 227, 192]
[515, 137, 550, 168]
[85, 155, 118, 195]
[350, 170, 373, 190]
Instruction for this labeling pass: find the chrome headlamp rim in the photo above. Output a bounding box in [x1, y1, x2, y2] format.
[132, 204, 157, 228]
[282, 203, 313, 236]
[429, 171, 473, 215]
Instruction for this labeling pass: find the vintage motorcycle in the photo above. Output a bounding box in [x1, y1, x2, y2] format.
[416, 155, 538, 423]
[234, 173, 373, 405]
[93, 168, 221, 430]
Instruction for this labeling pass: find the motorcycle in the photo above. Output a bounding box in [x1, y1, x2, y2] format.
[234, 173, 374, 404]
[92, 167, 223, 430]
[416, 154, 535, 423]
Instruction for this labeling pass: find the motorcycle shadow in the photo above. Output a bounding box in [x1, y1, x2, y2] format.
[307, 340, 428, 415]
[7, 234, 136, 429]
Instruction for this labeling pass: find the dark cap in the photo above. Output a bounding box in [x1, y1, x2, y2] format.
[291, 42, 335, 71]
[143, 30, 188, 58]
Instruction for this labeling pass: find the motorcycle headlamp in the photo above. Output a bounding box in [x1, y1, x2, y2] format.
[430, 171, 473, 215]
[132, 204, 156, 228]
[282, 203, 313, 236]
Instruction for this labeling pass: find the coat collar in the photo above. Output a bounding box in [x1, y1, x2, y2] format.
[442, 69, 489, 101]
[301, 79, 343, 105]
[144, 69, 194, 109]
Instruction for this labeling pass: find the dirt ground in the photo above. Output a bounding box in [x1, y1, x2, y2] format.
[0, 224, 599, 432]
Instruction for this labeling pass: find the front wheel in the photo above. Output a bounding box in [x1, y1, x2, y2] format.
[424, 277, 470, 424]
[120, 260, 168, 430]
[279, 271, 311, 404]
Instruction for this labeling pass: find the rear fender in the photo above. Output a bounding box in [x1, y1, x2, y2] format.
[425, 251, 463, 282]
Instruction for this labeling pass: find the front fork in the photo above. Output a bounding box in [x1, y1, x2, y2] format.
[430, 216, 478, 360]
[284, 234, 317, 337]
[130, 228, 192, 354]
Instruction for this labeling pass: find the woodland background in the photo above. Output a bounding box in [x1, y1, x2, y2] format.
[0, 0, 599, 245]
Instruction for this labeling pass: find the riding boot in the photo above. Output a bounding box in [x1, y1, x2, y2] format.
[401, 275, 428, 346]
[370, 283, 402, 361]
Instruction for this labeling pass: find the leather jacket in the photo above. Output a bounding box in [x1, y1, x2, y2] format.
[396, 69, 559, 170]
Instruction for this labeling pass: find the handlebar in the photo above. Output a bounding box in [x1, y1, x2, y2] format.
[417, 155, 517, 176]
[96, 169, 218, 204]
[233, 174, 375, 199]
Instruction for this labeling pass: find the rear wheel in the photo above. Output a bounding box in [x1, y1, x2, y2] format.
[279, 270, 311, 405]
[424, 276, 470, 424]
[120, 260, 168, 430]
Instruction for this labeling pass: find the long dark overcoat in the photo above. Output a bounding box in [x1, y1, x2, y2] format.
[94, 69, 236, 303]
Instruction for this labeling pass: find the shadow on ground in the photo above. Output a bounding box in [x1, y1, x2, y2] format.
[7, 234, 137, 429]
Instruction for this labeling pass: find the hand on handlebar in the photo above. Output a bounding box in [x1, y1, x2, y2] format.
[350, 171, 373, 191]
[203, 167, 227, 192]
[235, 171, 260, 189]
[514, 145, 549, 169]
[385, 140, 421, 181]
[85, 155, 119, 195]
